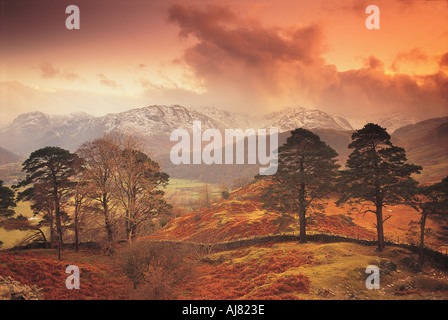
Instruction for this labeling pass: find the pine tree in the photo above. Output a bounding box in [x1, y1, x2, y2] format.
[263, 128, 340, 243]
[412, 177, 448, 263]
[337, 123, 422, 251]
[17, 147, 79, 259]
[0, 180, 16, 218]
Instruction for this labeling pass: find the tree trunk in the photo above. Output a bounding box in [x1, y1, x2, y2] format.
[103, 196, 114, 243]
[419, 212, 427, 264]
[375, 198, 385, 251]
[53, 187, 63, 260]
[127, 220, 137, 243]
[74, 210, 79, 252]
[298, 207, 306, 243]
[298, 157, 307, 243]
[130, 223, 138, 242]
[125, 209, 132, 242]
[105, 216, 113, 243]
[49, 218, 54, 248]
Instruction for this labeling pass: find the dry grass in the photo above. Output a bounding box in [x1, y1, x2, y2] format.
[178, 241, 448, 300]
[0, 248, 130, 300]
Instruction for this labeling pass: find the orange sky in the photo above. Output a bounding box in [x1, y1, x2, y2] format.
[0, 0, 447, 124]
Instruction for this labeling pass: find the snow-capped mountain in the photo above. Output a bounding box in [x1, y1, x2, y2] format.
[98, 105, 228, 136]
[0, 105, 354, 155]
[261, 107, 353, 132]
[196, 106, 252, 130]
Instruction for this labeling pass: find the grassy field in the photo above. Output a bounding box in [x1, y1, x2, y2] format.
[0, 161, 25, 184]
[164, 178, 221, 209]
[165, 178, 220, 198]
[0, 200, 35, 250]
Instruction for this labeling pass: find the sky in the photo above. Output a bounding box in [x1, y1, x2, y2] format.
[0, 0, 447, 125]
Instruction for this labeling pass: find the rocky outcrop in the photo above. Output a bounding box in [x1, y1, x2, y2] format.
[0, 276, 42, 300]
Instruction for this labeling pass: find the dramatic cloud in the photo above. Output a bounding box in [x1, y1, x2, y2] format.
[389, 48, 430, 73]
[167, 3, 336, 113]
[167, 3, 448, 119]
[319, 55, 448, 120]
[168, 4, 325, 66]
[440, 53, 448, 68]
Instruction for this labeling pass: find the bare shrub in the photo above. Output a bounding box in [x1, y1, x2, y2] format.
[115, 240, 195, 299]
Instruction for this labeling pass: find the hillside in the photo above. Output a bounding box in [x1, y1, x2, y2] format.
[0, 248, 130, 300]
[392, 117, 448, 183]
[142, 179, 448, 300]
[1, 179, 447, 300]
[2, 240, 447, 300]
[147, 179, 446, 252]
[178, 241, 448, 300]
[0, 147, 20, 165]
[392, 117, 448, 141]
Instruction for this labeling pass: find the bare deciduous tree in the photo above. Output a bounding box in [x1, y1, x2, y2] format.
[109, 134, 171, 242]
[77, 135, 119, 244]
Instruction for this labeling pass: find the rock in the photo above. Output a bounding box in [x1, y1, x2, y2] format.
[0, 276, 42, 300]
[400, 257, 422, 272]
[316, 288, 335, 297]
[369, 259, 397, 275]
[379, 260, 397, 275]
[398, 283, 413, 291]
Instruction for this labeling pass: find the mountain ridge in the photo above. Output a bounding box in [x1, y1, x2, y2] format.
[0, 105, 354, 155]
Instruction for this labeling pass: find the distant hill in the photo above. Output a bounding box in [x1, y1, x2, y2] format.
[392, 116, 448, 141]
[0, 147, 20, 165]
[160, 129, 354, 184]
[392, 116, 448, 183]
